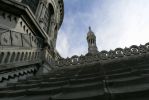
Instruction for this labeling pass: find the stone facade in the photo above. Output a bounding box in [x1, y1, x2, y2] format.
[0, 0, 64, 85]
[0, 0, 149, 100]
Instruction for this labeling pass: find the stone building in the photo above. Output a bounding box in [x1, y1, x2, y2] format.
[0, 0, 149, 100]
[0, 0, 64, 85]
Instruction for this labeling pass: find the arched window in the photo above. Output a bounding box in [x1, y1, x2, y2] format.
[43, 3, 54, 33]
[22, 0, 39, 14]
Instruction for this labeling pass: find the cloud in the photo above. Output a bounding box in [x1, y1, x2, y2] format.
[92, 0, 149, 50]
[56, 31, 69, 58]
[56, 0, 149, 58]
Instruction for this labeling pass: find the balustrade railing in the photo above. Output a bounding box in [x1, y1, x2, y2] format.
[56, 43, 149, 67]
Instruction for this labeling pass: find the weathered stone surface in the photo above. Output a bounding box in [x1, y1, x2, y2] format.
[0, 55, 149, 100]
[1, 0, 149, 100]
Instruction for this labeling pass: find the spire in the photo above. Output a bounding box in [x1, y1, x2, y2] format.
[88, 26, 94, 33]
[89, 26, 91, 32]
[87, 26, 94, 37]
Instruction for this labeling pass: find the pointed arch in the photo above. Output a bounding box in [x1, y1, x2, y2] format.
[43, 3, 54, 34]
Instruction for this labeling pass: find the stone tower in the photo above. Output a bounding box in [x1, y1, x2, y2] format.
[87, 26, 98, 54]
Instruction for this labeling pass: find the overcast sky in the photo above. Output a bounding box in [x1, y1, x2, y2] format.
[56, 0, 149, 58]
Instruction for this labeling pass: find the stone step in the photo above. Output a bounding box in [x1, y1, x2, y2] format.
[135, 63, 149, 70]
[29, 76, 66, 81]
[51, 84, 104, 100]
[6, 80, 67, 91]
[0, 89, 26, 97]
[108, 76, 149, 88]
[0, 95, 50, 100]
[26, 73, 102, 84]
[62, 82, 103, 93]
[79, 68, 100, 75]
[69, 81, 102, 88]
[104, 64, 131, 72]
[8, 77, 67, 86]
[26, 77, 67, 83]
[70, 76, 103, 85]
[105, 68, 131, 75]
[51, 90, 105, 100]
[107, 76, 140, 83]
[106, 70, 139, 80]
[0, 85, 62, 97]
[140, 69, 149, 75]
[76, 72, 101, 79]
[109, 83, 149, 99]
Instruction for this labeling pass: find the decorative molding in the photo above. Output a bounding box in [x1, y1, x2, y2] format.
[0, 65, 38, 82]
[56, 42, 149, 67]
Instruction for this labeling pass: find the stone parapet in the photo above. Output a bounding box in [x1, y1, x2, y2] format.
[56, 42, 149, 67]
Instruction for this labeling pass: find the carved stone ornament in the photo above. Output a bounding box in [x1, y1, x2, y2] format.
[100, 50, 109, 60]
[108, 50, 116, 59]
[139, 45, 147, 53]
[123, 47, 131, 56]
[115, 48, 124, 58]
[130, 45, 140, 55]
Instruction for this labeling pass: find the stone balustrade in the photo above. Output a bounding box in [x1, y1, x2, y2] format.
[0, 49, 42, 68]
[56, 43, 149, 67]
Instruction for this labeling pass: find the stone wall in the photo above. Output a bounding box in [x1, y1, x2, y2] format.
[0, 0, 64, 85]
